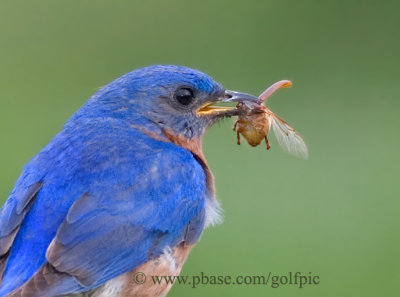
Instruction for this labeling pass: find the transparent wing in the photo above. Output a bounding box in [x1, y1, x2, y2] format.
[268, 111, 308, 159]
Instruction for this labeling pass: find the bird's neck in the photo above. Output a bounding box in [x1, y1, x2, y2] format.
[136, 126, 216, 198]
[164, 130, 216, 198]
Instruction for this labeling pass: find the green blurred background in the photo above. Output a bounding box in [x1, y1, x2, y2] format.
[0, 0, 399, 296]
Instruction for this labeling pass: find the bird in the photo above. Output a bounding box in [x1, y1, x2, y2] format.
[0, 65, 260, 297]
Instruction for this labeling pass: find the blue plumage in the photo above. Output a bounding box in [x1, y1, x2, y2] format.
[0, 65, 258, 297]
[1, 120, 206, 295]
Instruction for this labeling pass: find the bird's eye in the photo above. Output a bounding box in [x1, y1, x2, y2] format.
[175, 88, 194, 106]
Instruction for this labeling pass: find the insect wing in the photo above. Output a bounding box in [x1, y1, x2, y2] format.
[269, 112, 308, 159]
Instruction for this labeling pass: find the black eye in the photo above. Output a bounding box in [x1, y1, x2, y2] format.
[175, 88, 194, 106]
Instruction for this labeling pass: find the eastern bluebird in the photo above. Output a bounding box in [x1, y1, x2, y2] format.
[0, 65, 259, 297]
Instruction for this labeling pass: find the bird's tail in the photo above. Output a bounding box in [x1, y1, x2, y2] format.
[2, 262, 81, 297]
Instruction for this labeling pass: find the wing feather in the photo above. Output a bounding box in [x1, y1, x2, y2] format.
[0, 182, 42, 281]
[5, 147, 207, 297]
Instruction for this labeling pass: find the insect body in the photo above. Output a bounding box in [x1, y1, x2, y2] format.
[233, 103, 271, 148]
[233, 80, 308, 158]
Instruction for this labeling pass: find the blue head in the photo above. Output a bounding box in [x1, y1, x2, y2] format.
[72, 65, 259, 140]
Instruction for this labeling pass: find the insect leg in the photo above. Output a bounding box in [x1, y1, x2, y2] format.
[264, 136, 271, 150]
[233, 120, 238, 131]
[236, 131, 241, 145]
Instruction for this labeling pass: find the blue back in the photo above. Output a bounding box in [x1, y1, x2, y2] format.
[0, 118, 207, 296]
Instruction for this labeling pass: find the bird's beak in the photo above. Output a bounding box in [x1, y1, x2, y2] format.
[196, 90, 260, 116]
[222, 90, 261, 104]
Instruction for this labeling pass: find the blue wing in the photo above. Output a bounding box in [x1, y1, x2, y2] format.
[0, 119, 207, 296]
[0, 180, 42, 279]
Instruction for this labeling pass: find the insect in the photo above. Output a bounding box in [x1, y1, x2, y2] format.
[233, 80, 308, 158]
